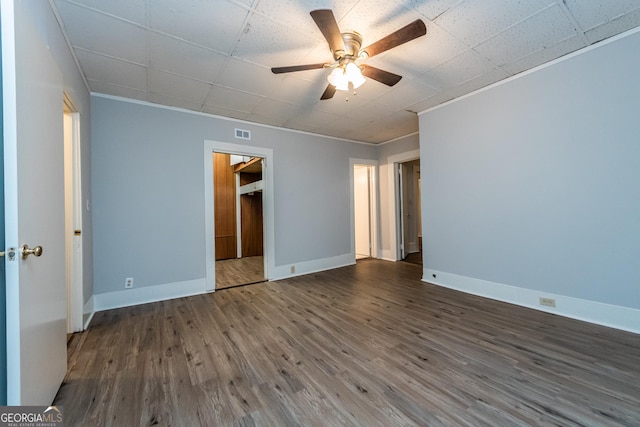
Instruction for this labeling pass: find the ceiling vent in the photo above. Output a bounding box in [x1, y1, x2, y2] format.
[235, 128, 251, 140]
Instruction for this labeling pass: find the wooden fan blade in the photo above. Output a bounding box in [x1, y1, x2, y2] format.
[310, 9, 345, 54]
[271, 63, 326, 74]
[361, 65, 402, 86]
[361, 20, 426, 58]
[320, 84, 336, 100]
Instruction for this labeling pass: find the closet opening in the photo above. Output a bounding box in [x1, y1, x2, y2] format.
[397, 159, 422, 265]
[213, 152, 266, 289]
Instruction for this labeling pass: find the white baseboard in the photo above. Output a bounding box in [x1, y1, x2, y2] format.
[271, 253, 355, 281]
[91, 255, 357, 314]
[423, 268, 640, 334]
[83, 296, 95, 329]
[93, 278, 208, 312]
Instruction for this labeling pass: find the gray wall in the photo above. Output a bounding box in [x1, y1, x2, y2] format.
[91, 96, 376, 294]
[419, 29, 640, 310]
[22, 1, 93, 305]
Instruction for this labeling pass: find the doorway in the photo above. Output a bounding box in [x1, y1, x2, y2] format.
[204, 141, 274, 292]
[397, 159, 422, 265]
[213, 152, 266, 289]
[351, 159, 378, 261]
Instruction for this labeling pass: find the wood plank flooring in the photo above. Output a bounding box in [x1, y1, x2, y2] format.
[54, 259, 640, 426]
[215, 256, 265, 289]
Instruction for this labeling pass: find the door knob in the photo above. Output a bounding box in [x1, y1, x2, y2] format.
[21, 244, 43, 259]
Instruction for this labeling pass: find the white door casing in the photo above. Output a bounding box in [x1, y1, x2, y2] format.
[354, 165, 372, 259]
[349, 158, 378, 260]
[2, 1, 67, 405]
[204, 141, 274, 291]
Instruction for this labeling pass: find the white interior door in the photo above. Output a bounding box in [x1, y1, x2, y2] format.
[2, 1, 67, 405]
[64, 105, 84, 333]
[354, 165, 371, 259]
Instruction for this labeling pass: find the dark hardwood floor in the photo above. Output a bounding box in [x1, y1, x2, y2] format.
[55, 259, 640, 426]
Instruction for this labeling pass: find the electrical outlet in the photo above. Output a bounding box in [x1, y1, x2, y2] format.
[290, 266, 295, 274]
[539, 297, 556, 307]
[125, 277, 134, 289]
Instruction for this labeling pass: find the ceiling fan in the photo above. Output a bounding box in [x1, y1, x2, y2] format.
[271, 9, 427, 100]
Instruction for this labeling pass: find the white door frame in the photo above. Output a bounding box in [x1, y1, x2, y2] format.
[386, 150, 420, 261]
[64, 95, 83, 333]
[413, 164, 422, 253]
[349, 158, 379, 259]
[397, 163, 405, 260]
[204, 141, 274, 291]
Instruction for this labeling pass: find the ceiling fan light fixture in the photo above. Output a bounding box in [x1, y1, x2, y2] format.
[273, 10, 427, 100]
[346, 63, 366, 89]
[327, 67, 349, 90]
[328, 63, 366, 92]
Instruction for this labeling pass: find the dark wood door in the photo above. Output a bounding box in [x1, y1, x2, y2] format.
[213, 153, 236, 260]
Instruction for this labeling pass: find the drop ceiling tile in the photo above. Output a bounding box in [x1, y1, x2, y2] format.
[340, 128, 378, 143]
[340, 0, 416, 50]
[501, 35, 587, 76]
[411, 0, 464, 21]
[474, 4, 578, 67]
[385, 109, 420, 132]
[148, 69, 213, 106]
[55, 0, 146, 26]
[434, 0, 556, 46]
[359, 111, 418, 142]
[420, 49, 498, 89]
[234, 15, 319, 67]
[413, 67, 511, 112]
[148, 32, 228, 83]
[340, 76, 394, 101]
[284, 105, 341, 130]
[583, 8, 640, 44]
[251, 98, 302, 122]
[149, 0, 249, 54]
[50, 0, 640, 144]
[564, 0, 640, 31]
[200, 104, 252, 121]
[252, 113, 295, 128]
[323, 114, 370, 134]
[231, 0, 255, 7]
[55, 0, 146, 63]
[405, 95, 439, 114]
[255, 0, 360, 35]
[372, 21, 468, 79]
[374, 79, 439, 109]
[148, 92, 206, 112]
[269, 75, 327, 104]
[87, 79, 147, 101]
[299, 42, 339, 68]
[75, 50, 147, 90]
[314, 90, 370, 114]
[206, 86, 265, 113]
[217, 58, 280, 97]
[348, 101, 396, 122]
